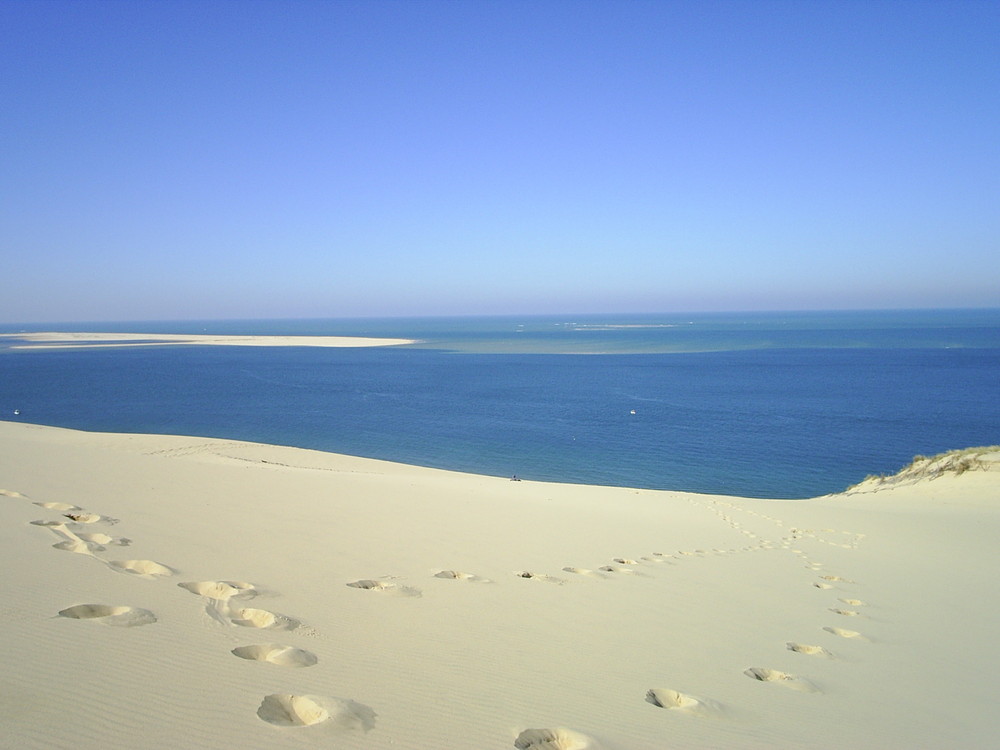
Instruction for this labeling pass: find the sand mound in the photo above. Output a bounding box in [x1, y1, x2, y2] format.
[847, 446, 1000, 492]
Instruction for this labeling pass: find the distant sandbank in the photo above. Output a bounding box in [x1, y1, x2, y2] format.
[0, 331, 417, 349]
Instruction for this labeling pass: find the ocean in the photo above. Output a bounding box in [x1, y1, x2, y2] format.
[2, 309, 998, 498]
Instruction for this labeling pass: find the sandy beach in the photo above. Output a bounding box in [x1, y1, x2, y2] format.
[1, 420, 997, 749]
[0, 332, 416, 349]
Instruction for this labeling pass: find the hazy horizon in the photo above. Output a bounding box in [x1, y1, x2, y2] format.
[4, 307, 999, 333]
[3, 1, 998, 323]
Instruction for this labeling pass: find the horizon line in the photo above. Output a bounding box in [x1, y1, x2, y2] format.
[3, 306, 999, 329]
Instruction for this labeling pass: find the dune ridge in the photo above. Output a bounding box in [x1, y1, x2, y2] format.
[846, 445, 1000, 492]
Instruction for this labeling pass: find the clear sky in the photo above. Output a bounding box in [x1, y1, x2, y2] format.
[2, 0, 998, 323]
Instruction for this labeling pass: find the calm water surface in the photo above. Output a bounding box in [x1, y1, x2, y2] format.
[2, 310, 998, 498]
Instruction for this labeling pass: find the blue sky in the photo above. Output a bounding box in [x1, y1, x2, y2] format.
[2, 0, 997, 323]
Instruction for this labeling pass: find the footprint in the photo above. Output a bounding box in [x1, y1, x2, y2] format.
[823, 626, 869, 641]
[256, 694, 375, 730]
[829, 608, 860, 617]
[256, 694, 329, 727]
[562, 567, 605, 577]
[813, 582, 834, 590]
[513, 572, 565, 585]
[839, 598, 866, 607]
[514, 727, 597, 749]
[58, 604, 156, 627]
[178, 581, 261, 625]
[53, 539, 105, 554]
[178, 580, 258, 600]
[346, 579, 422, 597]
[597, 565, 645, 576]
[347, 579, 394, 591]
[613, 558, 639, 565]
[230, 607, 301, 630]
[786, 642, 833, 658]
[820, 575, 856, 584]
[76, 532, 131, 546]
[34, 501, 81, 511]
[743, 668, 819, 692]
[433, 570, 491, 583]
[107, 560, 175, 578]
[232, 644, 317, 667]
[44, 524, 104, 555]
[646, 688, 723, 717]
[63, 512, 118, 525]
[0, 489, 28, 498]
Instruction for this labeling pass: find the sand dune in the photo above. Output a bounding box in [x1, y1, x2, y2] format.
[1, 421, 997, 749]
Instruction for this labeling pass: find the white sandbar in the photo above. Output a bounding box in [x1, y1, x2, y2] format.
[0, 331, 416, 349]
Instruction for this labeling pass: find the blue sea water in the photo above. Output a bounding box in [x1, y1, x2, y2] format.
[1, 309, 998, 498]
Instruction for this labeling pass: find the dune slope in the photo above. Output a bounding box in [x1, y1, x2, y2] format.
[1, 422, 997, 749]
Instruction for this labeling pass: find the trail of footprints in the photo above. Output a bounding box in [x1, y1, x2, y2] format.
[5, 488, 373, 736]
[6, 485, 879, 745]
[746, 504, 871, 691]
[698, 498, 874, 696]
[553, 495, 877, 725]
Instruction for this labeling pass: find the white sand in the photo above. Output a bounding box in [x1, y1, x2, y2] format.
[0, 331, 416, 349]
[1, 421, 997, 749]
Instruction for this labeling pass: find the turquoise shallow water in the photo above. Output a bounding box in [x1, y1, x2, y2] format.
[2, 309, 998, 497]
[6, 308, 998, 353]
